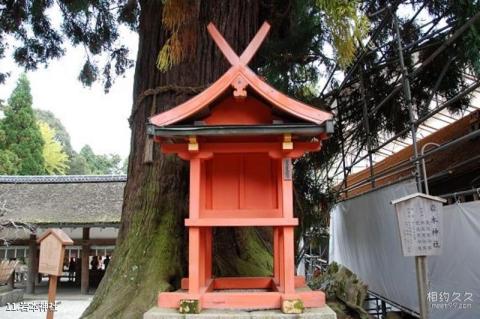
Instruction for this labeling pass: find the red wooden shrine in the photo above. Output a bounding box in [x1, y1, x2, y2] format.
[148, 21, 333, 312]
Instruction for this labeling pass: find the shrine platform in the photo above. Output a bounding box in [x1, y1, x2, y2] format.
[158, 276, 325, 311]
[144, 306, 337, 319]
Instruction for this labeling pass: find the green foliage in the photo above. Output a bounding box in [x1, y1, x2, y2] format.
[156, 0, 198, 72]
[0, 1, 136, 90]
[157, 33, 183, 72]
[316, 0, 369, 68]
[256, 1, 480, 245]
[68, 153, 90, 175]
[0, 128, 20, 174]
[258, 0, 327, 98]
[294, 155, 338, 239]
[33, 109, 126, 175]
[1, 74, 45, 175]
[34, 109, 74, 157]
[425, 0, 480, 76]
[71, 145, 124, 175]
[38, 121, 70, 175]
[156, 0, 368, 72]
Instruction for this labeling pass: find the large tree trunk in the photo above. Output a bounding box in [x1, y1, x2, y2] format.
[82, 2, 274, 318]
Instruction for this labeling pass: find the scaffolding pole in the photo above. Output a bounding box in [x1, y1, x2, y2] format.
[360, 68, 376, 188]
[337, 97, 349, 197]
[392, 9, 428, 319]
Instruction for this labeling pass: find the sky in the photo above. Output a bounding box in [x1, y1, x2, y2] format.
[0, 4, 461, 162]
[0, 29, 138, 159]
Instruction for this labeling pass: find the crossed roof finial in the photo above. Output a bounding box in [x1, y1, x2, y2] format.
[149, 21, 332, 127]
[207, 22, 271, 67]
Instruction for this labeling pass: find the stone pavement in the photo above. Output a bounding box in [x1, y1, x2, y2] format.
[0, 283, 93, 319]
[144, 307, 337, 319]
[0, 299, 92, 319]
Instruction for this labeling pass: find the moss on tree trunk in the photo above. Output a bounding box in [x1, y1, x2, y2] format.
[82, 2, 275, 318]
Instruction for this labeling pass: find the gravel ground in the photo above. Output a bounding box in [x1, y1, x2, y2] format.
[0, 299, 92, 319]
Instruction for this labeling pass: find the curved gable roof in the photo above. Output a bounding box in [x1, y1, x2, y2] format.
[149, 22, 332, 127]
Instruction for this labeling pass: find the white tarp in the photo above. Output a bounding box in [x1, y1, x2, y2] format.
[329, 180, 480, 319]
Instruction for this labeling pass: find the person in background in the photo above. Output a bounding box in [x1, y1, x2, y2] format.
[68, 257, 76, 282]
[103, 255, 110, 270]
[90, 256, 99, 270]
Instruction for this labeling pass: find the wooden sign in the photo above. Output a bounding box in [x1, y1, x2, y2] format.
[37, 229, 73, 276]
[37, 229, 73, 319]
[392, 193, 446, 257]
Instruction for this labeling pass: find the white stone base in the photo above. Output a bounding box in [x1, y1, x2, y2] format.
[0, 288, 24, 307]
[144, 306, 337, 319]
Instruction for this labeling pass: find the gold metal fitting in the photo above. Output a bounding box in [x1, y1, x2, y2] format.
[282, 133, 293, 150]
[188, 136, 199, 152]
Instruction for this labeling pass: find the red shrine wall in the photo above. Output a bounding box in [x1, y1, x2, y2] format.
[204, 96, 275, 125]
[200, 153, 282, 218]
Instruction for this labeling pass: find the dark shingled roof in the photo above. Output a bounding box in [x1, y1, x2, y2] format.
[0, 175, 125, 227]
[0, 175, 127, 184]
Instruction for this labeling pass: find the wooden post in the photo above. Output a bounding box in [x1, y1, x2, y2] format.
[199, 228, 206, 288]
[278, 228, 285, 290]
[188, 227, 201, 294]
[204, 227, 212, 281]
[281, 158, 295, 293]
[47, 275, 58, 319]
[188, 159, 201, 294]
[81, 227, 90, 295]
[283, 226, 295, 294]
[27, 234, 37, 294]
[273, 227, 280, 284]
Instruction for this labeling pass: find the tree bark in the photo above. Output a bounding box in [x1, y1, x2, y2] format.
[82, 2, 274, 318]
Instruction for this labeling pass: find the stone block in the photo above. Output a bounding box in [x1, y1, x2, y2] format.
[179, 299, 201, 314]
[0, 288, 24, 307]
[281, 299, 304, 314]
[144, 306, 337, 319]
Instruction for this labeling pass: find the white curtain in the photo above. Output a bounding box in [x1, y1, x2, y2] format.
[329, 180, 480, 319]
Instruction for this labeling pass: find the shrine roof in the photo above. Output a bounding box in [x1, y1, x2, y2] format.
[0, 175, 124, 228]
[149, 22, 333, 129]
[37, 228, 74, 245]
[147, 122, 334, 138]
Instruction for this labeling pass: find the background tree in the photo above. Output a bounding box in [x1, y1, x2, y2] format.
[1, 74, 44, 175]
[34, 109, 126, 175]
[0, 127, 19, 174]
[68, 153, 90, 175]
[34, 109, 74, 158]
[0, 99, 19, 174]
[1, 1, 479, 318]
[302, 0, 480, 212]
[76, 145, 124, 175]
[38, 121, 70, 174]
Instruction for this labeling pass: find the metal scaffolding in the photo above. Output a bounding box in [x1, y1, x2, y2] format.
[319, 3, 480, 199]
[317, 3, 480, 319]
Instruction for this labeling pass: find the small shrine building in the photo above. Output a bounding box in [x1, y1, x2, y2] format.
[148, 21, 333, 313]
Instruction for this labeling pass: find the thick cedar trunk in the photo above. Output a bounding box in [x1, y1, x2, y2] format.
[82, 2, 273, 318]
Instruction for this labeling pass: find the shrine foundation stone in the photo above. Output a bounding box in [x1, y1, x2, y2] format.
[0, 287, 24, 307]
[144, 306, 337, 319]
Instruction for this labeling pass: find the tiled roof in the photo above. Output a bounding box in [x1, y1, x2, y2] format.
[0, 176, 126, 227]
[0, 175, 127, 184]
